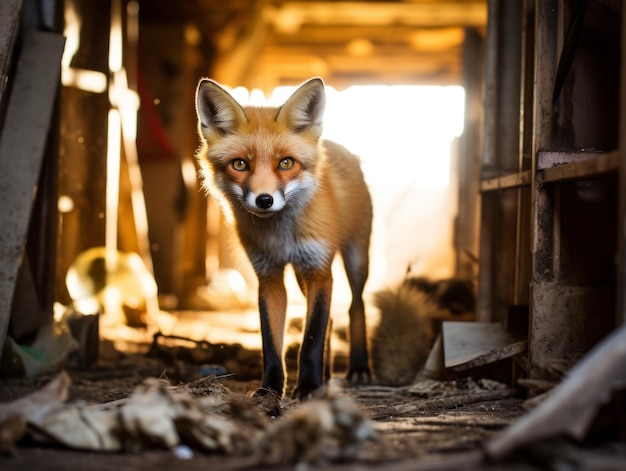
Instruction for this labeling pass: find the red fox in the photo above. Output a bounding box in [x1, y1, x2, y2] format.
[194, 77, 372, 399]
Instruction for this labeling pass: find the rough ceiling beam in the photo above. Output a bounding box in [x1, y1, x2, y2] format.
[260, 52, 460, 79]
[269, 1, 487, 30]
[262, 43, 462, 58]
[268, 25, 472, 51]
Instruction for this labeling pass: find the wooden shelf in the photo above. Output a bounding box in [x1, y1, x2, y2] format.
[539, 150, 620, 183]
[480, 170, 532, 192]
[480, 151, 620, 193]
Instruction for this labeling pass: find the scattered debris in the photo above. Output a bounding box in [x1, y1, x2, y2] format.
[258, 394, 378, 466]
[0, 371, 377, 466]
[2, 318, 78, 380]
[146, 331, 262, 384]
[0, 415, 26, 455]
[0, 371, 70, 454]
[0, 371, 70, 425]
[485, 324, 626, 460]
[358, 377, 516, 419]
[406, 377, 509, 398]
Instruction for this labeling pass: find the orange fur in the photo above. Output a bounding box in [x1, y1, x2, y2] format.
[195, 77, 373, 399]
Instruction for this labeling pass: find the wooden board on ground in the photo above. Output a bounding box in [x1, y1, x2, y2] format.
[442, 321, 527, 371]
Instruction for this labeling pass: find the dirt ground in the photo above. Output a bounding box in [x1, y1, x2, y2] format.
[1, 309, 626, 470]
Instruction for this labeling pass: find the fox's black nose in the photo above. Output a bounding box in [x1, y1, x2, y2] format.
[256, 194, 273, 209]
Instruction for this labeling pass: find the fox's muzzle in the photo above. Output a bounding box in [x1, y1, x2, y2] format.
[242, 189, 285, 217]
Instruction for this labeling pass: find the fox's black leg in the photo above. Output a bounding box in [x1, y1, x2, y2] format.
[293, 270, 332, 399]
[296, 270, 332, 381]
[253, 270, 287, 397]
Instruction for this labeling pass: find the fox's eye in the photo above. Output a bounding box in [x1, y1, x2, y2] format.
[278, 157, 295, 170]
[232, 159, 248, 171]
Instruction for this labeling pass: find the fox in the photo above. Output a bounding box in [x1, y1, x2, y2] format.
[194, 77, 373, 399]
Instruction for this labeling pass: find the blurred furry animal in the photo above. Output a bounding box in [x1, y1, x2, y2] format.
[370, 284, 434, 386]
[370, 277, 475, 386]
[403, 277, 476, 314]
[194, 77, 372, 399]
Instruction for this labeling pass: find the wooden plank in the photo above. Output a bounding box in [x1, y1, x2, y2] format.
[480, 151, 620, 192]
[480, 170, 532, 192]
[0, 30, 65, 354]
[540, 151, 620, 183]
[0, 0, 22, 110]
[537, 150, 608, 170]
[442, 321, 527, 371]
[618, 0, 626, 324]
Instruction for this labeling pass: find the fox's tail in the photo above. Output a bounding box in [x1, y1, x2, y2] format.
[369, 284, 436, 386]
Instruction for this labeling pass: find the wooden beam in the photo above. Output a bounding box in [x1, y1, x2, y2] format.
[260, 47, 461, 78]
[539, 151, 620, 183]
[262, 43, 462, 59]
[270, 2, 487, 29]
[213, 1, 270, 87]
[269, 25, 469, 48]
[480, 170, 532, 192]
[260, 52, 461, 86]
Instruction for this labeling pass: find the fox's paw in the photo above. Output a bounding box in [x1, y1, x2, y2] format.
[292, 382, 327, 401]
[346, 367, 371, 385]
[251, 387, 283, 416]
[292, 387, 314, 401]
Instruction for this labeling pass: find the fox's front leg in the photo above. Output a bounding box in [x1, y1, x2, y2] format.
[254, 269, 288, 397]
[293, 269, 333, 400]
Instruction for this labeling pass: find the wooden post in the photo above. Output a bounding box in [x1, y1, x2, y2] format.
[618, 0, 626, 325]
[477, 0, 523, 323]
[454, 28, 483, 282]
[56, 0, 111, 304]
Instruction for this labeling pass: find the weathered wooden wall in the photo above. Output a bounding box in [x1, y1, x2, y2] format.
[476, 0, 623, 388]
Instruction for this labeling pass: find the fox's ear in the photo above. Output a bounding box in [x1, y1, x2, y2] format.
[276, 77, 325, 137]
[195, 79, 247, 141]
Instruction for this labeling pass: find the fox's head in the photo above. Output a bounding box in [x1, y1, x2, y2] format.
[195, 77, 327, 219]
